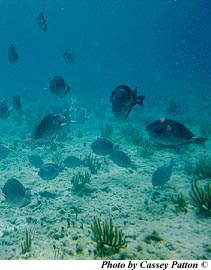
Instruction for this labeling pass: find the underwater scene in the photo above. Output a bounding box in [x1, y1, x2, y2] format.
[0, 0, 211, 260]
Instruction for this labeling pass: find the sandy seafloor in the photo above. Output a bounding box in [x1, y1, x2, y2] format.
[0, 111, 211, 260]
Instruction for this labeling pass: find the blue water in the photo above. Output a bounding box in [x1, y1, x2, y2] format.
[0, 0, 211, 260]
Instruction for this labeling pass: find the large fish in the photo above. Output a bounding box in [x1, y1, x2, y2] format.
[146, 118, 208, 146]
[0, 100, 10, 121]
[2, 178, 30, 207]
[8, 44, 19, 65]
[110, 85, 144, 120]
[34, 114, 68, 144]
[91, 138, 114, 156]
[49, 76, 70, 98]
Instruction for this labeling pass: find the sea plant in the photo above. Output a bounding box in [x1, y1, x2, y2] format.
[71, 170, 91, 190]
[100, 123, 113, 138]
[139, 137, 155, 157]
[185, 157, 211, 179]
[190, 180, 211, 216]
[84, 153, 101, 174]
[21, 229, 35, 255]
[171, 192, 188, 213]
[120, 124, 142, 145]
[91, 216, 126, 256]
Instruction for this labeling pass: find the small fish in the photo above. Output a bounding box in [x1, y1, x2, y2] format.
[12, 95, 22, 117]
[0, 142, 10, 159]
[166, 100, 181, 116]
[8, 44, 19, 65]
[2, 178, 30, 207]
[110, 85, 144, 120]
[152, 160, 174, 186]
[91, 138, 114, 156]
[146, 118, 208, 146]
[28, 154, 43, 168]
[34, 114, 68, 144]
[64, 156, 83, 168]
[38, 163, 59, 180]
[0, 100, 10, 121]
[109, 150, 136, 170]
[37, 12, 47, 32]
[49, 76, 70, 98]
[63, 50, 75, 65]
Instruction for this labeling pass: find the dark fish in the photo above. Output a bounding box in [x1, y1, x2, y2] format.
[8, 44, 19, 65]
[12, 95, 22, 117]
[110, 85, 144, 120]
[28, 154, 43, 168]
[38, 163, 59, 180]
[166, 100, 181, 116]
[146, 118, 208, 146]
[63, 50, 75, 65]
[91, 138, 114, 156]
[34, 114, 67, 144]
[109, 150, 136, 169]
[64, 156, 83, 168]
[0, 100, 10, 121]
[49, 76, 70, 98]
[152, 160, 174, 186]
[0, 143, 10, 159]
[38, 12, 47, 32]
[2, 178, 30, 207]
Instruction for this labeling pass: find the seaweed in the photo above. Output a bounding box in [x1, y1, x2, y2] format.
[71, 170, 91, 190]
[185, 157, 211, 179]
[91, 216, 126, 256]
[100, 123, 113, 138]
[190, 180, 211, 216]
[84, 154, 101, 174]
[121, 125, 142, 145]
[21, 229, 35, 255]
[171, 192, 188, 213]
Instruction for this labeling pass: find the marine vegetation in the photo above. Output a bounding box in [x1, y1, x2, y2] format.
[171, 192, 188, 213]
[190, 180, 211, 216]
[91, 216, 126, 257]
[144, 230, 163, 244]
[21, 229, 35, 255]
[71, 170, 91, 191]
[84, 153, 101, 173]
[121, 124, 142, 145]
[185, 157, 211, 179]
[100, 122, 113, 138]
[138, 138, 156, 157]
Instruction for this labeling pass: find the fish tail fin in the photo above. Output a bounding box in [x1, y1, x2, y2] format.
[193, 137, 208, 145]
[137, 95, 145, 105]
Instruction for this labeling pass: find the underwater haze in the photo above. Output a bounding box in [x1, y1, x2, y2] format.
[0, 0, 211, 260]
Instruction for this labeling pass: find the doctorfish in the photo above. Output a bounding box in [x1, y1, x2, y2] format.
[2, 178, 30, 207]
[49, 76, 70, 98]
[34, 114, 67, 144]
[110, 85, 144, 120]
[0, 100, 10, 121]
[146, 118, 208, 146]
[37, 12, 47, 32]
[8, 44, 19, 65]
[12, 95, 22, 117]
